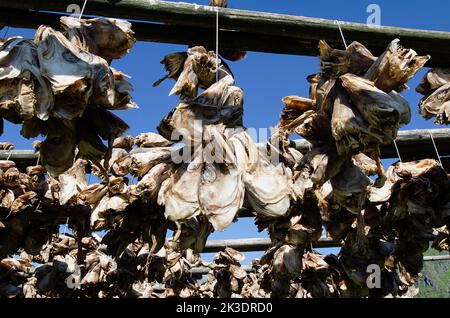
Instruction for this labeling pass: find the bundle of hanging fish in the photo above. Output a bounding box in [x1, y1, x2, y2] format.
[0, 16, 136, 175]
[147, 46, 296, 251]
[416, 68, 450, 124]
[254, 157, 449, 298]
[272, 39, 430, 227]
[280, 39, 428, 181]
[250, 39, 445, 298]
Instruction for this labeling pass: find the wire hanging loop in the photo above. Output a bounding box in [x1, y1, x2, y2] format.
[334, 20, 348, 49]
[79, 0, 88, 20]
[429, 130, 444, 167]
[393, 138, 403, 163]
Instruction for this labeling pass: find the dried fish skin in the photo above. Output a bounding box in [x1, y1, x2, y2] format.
[130, 147, 172, 177]
[352, 153, 378, 177]
[135, 132, 173, 148]
[293, 111, 332, 146]
[227, 128, 259, 173]
[158, 162, 202, 222]
[416, 67, 450, 96]
[110, 69, 137, 110]
[60, 16, 136, 61]
[36, 26, 115, 119]
[331, 85, 373, 155]
[58, 159, 88, 205]
[112, 135, 134, 149]
[319, 40, 376, 78]
[243, 156, 293, 218]
[418, 82, 450, 124]
[270, 245, 302, 296]
[330, 164, 370, 214]
[298, 144, 348, 187]
[108, 149, 131, 177]
[198, 163, 245, 231]
[340, 74, 406, 143]
[210, 0, 227, 7]
[168, 55, 198, 100]
[90, 194, 129, 229]
[388, 90, 411, 126]
[202, 124, 237, 166]
[153, 52, 187, 87]
[0, 37, 53, 121]
[0, 189, 14, 210]
[282, 96, 316, 111]
[193, 78, 243, 109]
[40, 119, 77, 176]
[133, 162, 172, 203]
[158, 102, 243, 146]
[365, 39, 430, 92]
[315, 77, 337, 115]
[35, 26, 92, 119]
[9, 191, 37, 214]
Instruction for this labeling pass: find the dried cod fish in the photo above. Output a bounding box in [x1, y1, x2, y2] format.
[60, 16, 136, 61]
[198, 163, 245, 231]
[365, 39, 430, 92]
[319, 40, 376, 77]
[0, 37, 53, 121]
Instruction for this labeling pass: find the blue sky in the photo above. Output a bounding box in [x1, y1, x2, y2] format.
[2, 0, 449, 263]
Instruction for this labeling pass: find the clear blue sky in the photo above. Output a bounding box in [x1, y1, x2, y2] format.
[2, 0, 449, 263]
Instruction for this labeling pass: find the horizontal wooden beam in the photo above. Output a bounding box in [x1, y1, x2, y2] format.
[202, 238, 342, 253]
[291, 128, 450, 161]
[188, 254, 450, 275]
[422, 255, 450, 262]
[2, 129, 449, 168]
[0, 1, 450, 66]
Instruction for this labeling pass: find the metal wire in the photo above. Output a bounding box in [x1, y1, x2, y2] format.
[79, 0, 88, 20]
[429, 130, 444, 167]
[393, 139, 403, 163]
[334, 20, 348, 49]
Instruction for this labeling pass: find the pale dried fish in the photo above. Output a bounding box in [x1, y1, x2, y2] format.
[365, 39, 430, 92]
[58, 159, 88, 205]
[319, 40, 376, 77]
[112, 135, 134, 149]
[419, 82, 450, 124]
[0, 142, 14, 150]
[133, 162, 172, 203]
[153, 52, 187, 87]
[340, 74, 409, 143]
[330, 164, 370, 214]
[158, 162, 202, 222]
[0, 37, 53, 121]
[60, 16, 136, 61]
[198, 163, 245, 231]
[135, 132, 173, 148]
[243, 156, 293, 218]
[416, 68, 450, 96]
[130, 147, 172, 177]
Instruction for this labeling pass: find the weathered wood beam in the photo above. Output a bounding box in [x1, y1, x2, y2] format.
[291, 128, 450, 161]
[202, 235, 437, 254]
[0, 1, 450, 66]
[188, 254, 450, 276]
[1, 129, 450, 169]
[423, 255, 450, 262]
[202, 238, 342, 253]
